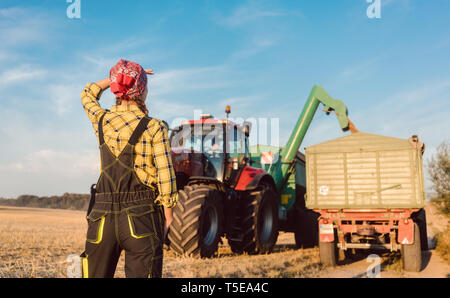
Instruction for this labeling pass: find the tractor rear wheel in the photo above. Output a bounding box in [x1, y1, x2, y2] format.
[227, 183, 279, 254]
[167, 184, 224, 258]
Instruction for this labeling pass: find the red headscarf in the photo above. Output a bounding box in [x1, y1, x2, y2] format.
[109, 59, 147, 100]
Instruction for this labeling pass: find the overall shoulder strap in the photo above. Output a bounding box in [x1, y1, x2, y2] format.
[98, 111, 108, 146]
[128, 116, 152, 145]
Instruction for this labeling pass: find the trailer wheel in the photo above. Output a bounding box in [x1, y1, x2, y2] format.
[294, 208, 319, 249]
[227, 183, 279, 254]
[167, 184, 224, 258]
[413, 209, 428, 251]
[319, 240, 337, 267]
[401, 222, 422, 272]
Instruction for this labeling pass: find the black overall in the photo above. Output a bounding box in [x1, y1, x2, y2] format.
[81, 112, 164, 278]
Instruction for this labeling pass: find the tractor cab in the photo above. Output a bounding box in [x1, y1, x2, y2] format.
[169, 113, 251, 188]
[167, 108, 280, 258]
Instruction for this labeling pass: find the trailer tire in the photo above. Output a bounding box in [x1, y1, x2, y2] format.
[228, 183, 279, 254]
[413, 209, 428, 251]
[294, 208, 319, 249]
[401, 222, 422, 272]
[319, 240, 337, 267]
[167, 184, 224, 258]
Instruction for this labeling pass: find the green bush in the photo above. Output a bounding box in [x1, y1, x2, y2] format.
[428, 140, 450, 216]
[435, 228, 450, 264]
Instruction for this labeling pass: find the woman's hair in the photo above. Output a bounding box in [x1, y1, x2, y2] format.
[115, 94, 149, 116]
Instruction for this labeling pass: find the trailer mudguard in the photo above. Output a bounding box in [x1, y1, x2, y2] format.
[318, 218, 335, 242]
[397, 218, 415, 245]
[235, 166, 276, 191]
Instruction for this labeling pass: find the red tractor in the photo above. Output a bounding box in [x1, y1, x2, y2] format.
[167, 111, 280, 257]
[167, 86, 355, 258]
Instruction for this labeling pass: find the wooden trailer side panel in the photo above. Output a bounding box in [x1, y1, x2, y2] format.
[305, 132, 426, 209]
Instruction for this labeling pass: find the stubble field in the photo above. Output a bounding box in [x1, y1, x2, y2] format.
[0, 205, 448, 278]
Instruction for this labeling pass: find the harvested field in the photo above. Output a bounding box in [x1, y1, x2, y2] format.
[0, 205, 448, 278]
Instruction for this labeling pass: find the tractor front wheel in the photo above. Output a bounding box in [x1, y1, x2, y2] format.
[167, 184, 224, 258]
[227, 183, 279, 254]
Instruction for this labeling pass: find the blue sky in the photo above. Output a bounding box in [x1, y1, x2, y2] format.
[0, 0, 449, 197]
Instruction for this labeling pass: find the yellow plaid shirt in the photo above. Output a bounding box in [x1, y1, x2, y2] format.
[81, 83, 178, 208]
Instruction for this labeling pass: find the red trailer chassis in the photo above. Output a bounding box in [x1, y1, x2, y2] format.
[315, 208, 420, 252]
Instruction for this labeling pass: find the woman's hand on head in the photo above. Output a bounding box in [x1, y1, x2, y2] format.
[95, 78, 111, 90]
[94, 67, 152, 95]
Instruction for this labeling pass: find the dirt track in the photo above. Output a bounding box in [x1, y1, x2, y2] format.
[316, 203, 450, 278]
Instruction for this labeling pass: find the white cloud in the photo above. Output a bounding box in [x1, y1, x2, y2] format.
[342, 78, 450, 190]
[265, 78, 450, 193]
[0, 7, 55, 48]
[216, 0, 302, 27]
[0, 7, 27, 17]
[0, 50, 18, 63]
[48, 84, 82, 116]
[0, 7, 57, 90]
[214, 1, 302, 62]
[387, 78, 450, 104]
[229, 35, 278, 61]
[0, 64, 48, 87]
[150, 66, 232, 96]
[220, 8, 283, 27]
[218, 94, 260, 107]
[337, 54, 386, 81]
[0, 105, 102, 197]
[149, 99, 196, 124]
[145, 69, 267, 128]
[77, 37, 170, 77]
[0, 148, 100, 198]
[216, 95, 263, 118]
[80, 55, 118, 73]
[382, 0, 411, 8]
[1, 149, 99, 178]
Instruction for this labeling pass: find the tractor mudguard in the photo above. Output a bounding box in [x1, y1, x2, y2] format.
[187, 176, 226, 192]
[235, 166, 277, 192]
[175, 172, 190, 190]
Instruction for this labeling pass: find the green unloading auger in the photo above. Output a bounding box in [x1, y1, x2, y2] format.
[268, 85, 357, 192]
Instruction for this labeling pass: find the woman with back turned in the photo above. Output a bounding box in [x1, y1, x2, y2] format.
[80, 59, 178, 278]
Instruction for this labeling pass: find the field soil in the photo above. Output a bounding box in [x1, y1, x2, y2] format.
[0, 203, 448, 278]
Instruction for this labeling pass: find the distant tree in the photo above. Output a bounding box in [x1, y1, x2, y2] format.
[428, 140, 450, 214]
[0, 193, 90, 211]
